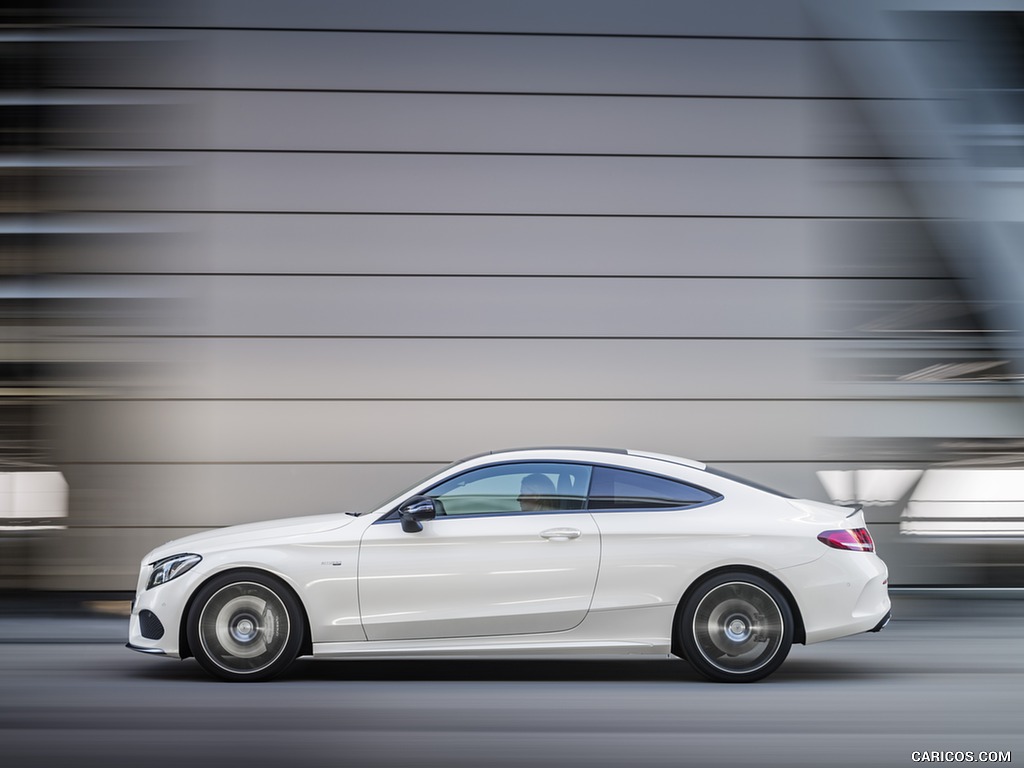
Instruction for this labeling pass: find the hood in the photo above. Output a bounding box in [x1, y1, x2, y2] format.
[145, 513, 356, 562]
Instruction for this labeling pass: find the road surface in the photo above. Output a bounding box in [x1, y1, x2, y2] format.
[1, 595, 1021, 768]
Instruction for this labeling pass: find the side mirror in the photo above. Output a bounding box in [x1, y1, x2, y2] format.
[398, 495, 438, 533]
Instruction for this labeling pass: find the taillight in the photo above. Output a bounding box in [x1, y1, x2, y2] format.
[817, 527, 874, 552]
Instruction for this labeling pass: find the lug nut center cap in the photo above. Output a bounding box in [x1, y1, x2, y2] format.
[723, 614, 752, 643]
[228, 613, 260, 643]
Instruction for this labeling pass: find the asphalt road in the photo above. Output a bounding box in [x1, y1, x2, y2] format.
[1, 598, 1022, 768]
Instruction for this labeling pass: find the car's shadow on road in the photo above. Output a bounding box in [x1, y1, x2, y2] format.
[130, 656, 889, 684]
[289, 657, 704, 683]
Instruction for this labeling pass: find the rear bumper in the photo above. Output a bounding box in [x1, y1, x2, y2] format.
[777, 549, 891, 644]
[869, 610, 892, 633]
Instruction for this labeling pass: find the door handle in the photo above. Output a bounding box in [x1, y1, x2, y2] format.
[540, 527, 581, 541]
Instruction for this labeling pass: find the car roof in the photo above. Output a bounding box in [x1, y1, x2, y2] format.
[456, 447, 706, 472]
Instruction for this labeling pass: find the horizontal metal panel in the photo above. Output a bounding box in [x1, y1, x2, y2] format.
[127, 338, 821, 400]
[47, 274, 962, 338]
[163, 0, 811, 37]
[40, 214, 942, 278]
[74, 91, 871, 157]
[48, 399, 1024, 465]
[30, 336, 1006, 402]
[55, 274, 822, 337]
[65, 32, 920, 99]
[67, 152, 911, 217]
[60, 462, 445, 527]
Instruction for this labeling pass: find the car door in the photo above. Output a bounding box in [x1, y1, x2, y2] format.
[585, 465, 724, 613]
[358, 462, 600, 641]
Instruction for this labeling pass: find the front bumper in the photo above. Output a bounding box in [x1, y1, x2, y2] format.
[126, 641, 167, 655]
[126, 563, 202, 659]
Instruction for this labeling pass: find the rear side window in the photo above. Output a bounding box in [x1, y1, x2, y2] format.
[588, 466, 720, 510]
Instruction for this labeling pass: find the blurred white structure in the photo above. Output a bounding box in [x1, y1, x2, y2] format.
[818, 469, 923, 507]
[902, 469, 1024, 538]
[820, 466, 1024, 538]
[0, 472, 68, 531]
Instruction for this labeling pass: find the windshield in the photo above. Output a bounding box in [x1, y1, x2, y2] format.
[356, 463, 455, 515]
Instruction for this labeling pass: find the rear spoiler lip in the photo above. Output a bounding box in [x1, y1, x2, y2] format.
[846, 504, 865, 519]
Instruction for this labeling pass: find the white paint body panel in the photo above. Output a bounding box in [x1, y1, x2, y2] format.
[128, 449, 890, 665]
[359, 512, 600, 640]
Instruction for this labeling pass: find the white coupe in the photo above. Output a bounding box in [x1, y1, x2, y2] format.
[128, 447, 890, 683]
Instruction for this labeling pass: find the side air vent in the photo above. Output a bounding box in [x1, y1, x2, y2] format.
[138, 609, 165, 640]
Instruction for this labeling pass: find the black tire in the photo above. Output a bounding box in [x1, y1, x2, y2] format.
[678, 572, 794, 683]
[186, 570, 304, 682]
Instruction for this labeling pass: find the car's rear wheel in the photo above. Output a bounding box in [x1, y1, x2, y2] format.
[186, 570, 303, 682]
[679, 572, 793, 683]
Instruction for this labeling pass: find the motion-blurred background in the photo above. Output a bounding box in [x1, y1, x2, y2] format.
[4, 0, 1024, 592]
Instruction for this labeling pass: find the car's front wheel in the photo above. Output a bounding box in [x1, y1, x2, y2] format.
[679, 572, 793, 683]
[186, 570, 303, 682]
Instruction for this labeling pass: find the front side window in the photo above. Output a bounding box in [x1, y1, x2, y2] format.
[588, 466, 720, 510]
[425, 463, 592, 516]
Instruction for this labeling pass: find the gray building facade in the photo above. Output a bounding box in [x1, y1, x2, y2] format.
[5, 0, 1023, 589]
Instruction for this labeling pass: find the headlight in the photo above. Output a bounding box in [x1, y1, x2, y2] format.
[147, 553, 202, 590]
